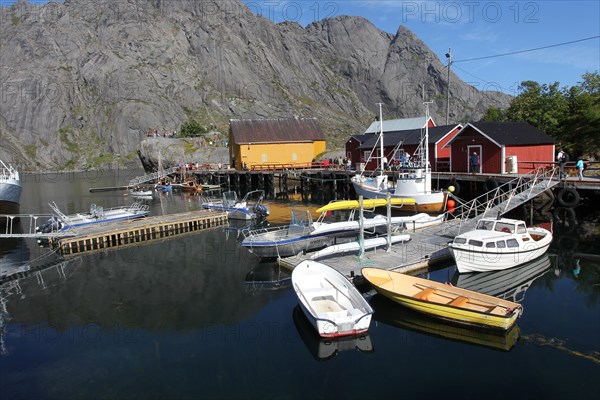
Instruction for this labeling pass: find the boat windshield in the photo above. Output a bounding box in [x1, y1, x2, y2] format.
[476, 220, 496, 230]
[494, 222, 514, 233]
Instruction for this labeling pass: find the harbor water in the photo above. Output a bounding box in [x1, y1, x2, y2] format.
[1, 170, 599, 399]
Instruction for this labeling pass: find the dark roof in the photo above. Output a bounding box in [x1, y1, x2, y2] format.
[448, 122, 556, 146]
[348, 134, 371, 144]
[230, 118, 325, 144]
[358, 125, 460, 150]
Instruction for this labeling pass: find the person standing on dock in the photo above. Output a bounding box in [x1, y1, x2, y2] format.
[576, 158, 584, 180]
[470, 152, 479, 174]
[557, 148, 568, 179]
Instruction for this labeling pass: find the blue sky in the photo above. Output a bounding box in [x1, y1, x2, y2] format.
[244, 0, 599, 95]
[3, 1, 599, 95]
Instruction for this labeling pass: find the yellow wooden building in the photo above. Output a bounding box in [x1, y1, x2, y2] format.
[229, 118, 326, 170]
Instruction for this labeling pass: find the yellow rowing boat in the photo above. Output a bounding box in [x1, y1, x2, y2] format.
[316, 198, 417, 213]
[362, 268, 523, 331]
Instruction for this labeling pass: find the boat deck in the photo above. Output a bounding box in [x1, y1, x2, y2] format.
[278, 220, 460, 277]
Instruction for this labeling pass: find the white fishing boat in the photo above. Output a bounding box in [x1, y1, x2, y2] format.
[202, 190, 269, 220]
[292, 260, 373, 338]
[351, 103, 447, 213]
[0, 159, 22, 214]
[241, 209, 411, 259]
[448, 217, 553, 273]
[37, 202, 150, 233]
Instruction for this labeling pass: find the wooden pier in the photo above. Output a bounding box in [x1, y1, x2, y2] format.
[277, 221, 458, 277]
[54, 210, 228, 257]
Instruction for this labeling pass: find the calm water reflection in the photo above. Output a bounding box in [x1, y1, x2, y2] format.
[1, 171, 599, 399]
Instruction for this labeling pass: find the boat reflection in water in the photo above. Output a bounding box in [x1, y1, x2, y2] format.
[371, 296, 520, 352]
[450, 254, 552, 303]
[292, 306, 374, 361]
[243, 261, 291, 292]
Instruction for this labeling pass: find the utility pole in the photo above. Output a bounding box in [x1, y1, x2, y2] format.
[445, 48, 452, 125]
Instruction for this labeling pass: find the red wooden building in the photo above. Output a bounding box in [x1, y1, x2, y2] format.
[347, 124, 462, 172]
[446, 122, 556, 174]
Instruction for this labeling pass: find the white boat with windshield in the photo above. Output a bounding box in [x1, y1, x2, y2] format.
[448, 217, 552, 273]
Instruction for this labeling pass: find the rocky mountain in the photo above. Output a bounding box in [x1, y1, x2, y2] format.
[0, 0, 511, 171]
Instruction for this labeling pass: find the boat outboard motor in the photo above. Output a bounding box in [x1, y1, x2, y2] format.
[37, 217, 63, 233]
[253, 203, 270, 219]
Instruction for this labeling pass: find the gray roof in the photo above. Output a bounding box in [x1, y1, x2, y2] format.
[359, 125, 461, 150]
[363, 117, 431, 134]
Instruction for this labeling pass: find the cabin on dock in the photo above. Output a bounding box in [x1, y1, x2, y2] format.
[346, 120, 462, 172]
[446, 122, 556, 174]
[229, 118, 326, 170]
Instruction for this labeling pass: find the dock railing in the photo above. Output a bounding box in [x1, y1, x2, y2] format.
[441, 166, 559, 236]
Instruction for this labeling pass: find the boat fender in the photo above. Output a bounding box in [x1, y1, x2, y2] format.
[556, 188, 580, 208]
[484, 178, 499, 192]
[449, 179, 460, 195]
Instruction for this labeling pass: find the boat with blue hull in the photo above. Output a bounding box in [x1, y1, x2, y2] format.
[37, 202, 150, 233]
[202, 190, 269, 220]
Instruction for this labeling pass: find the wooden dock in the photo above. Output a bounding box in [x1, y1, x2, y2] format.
[277, 220, 460, 277]
[54, 210, 228, 257]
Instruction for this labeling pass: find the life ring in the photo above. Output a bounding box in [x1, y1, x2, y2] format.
[501, 227, 510, 233]
[557, 188, 580, 208]
[449, 179, 460, 195]
[484, 178, 499, 192]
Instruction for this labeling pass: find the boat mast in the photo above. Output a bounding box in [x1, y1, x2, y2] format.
[423, 101, 433, 174]
[378, 103, 384, 175]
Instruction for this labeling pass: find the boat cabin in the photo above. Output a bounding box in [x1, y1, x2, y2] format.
[452, 218, 530, 250]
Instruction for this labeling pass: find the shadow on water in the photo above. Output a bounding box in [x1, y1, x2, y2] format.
[370, 295, 521, 352]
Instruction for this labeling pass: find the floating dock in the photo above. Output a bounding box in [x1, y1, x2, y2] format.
[54, 210, 227, 256]
[277, 221, 458, 277]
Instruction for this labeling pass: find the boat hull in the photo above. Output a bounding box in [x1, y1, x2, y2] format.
[0, 179, 22, 214]
[362, 268, 522, 331]
[351, 177, 446, 213]
[293, 260, 373, 338]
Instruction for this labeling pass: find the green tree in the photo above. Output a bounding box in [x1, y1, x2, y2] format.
[484, 73, 600, 158]
[563, 72, 600, 156]
[504, 81, 568, 138]
[180, 118, 208, 137]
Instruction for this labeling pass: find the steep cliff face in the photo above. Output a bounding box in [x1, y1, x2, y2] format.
[0, 0, 511, 171]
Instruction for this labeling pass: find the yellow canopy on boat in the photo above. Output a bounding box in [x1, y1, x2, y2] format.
[316, 198, 417, 213]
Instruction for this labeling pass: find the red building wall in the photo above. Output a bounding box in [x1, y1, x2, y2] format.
[506, 144, 555, 174]
[434, 126, 461, 171]
[450, 136, 501, 173]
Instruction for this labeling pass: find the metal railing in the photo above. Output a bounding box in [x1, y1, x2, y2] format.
[439, 167, 559, 236]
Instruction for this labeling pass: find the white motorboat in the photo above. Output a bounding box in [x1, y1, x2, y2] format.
[448, 217, 553, 273]
[202, 190, 269, 220]
[241, 209, 414, 259]
[292, 260, 373, 338]
[351, 103, 447, 213]
[37, 202, 150, 233]
[0, 159, 22, 214]
[129, 188, 153, 199]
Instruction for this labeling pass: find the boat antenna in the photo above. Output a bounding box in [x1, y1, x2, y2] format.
[378, 103, 384, 176]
